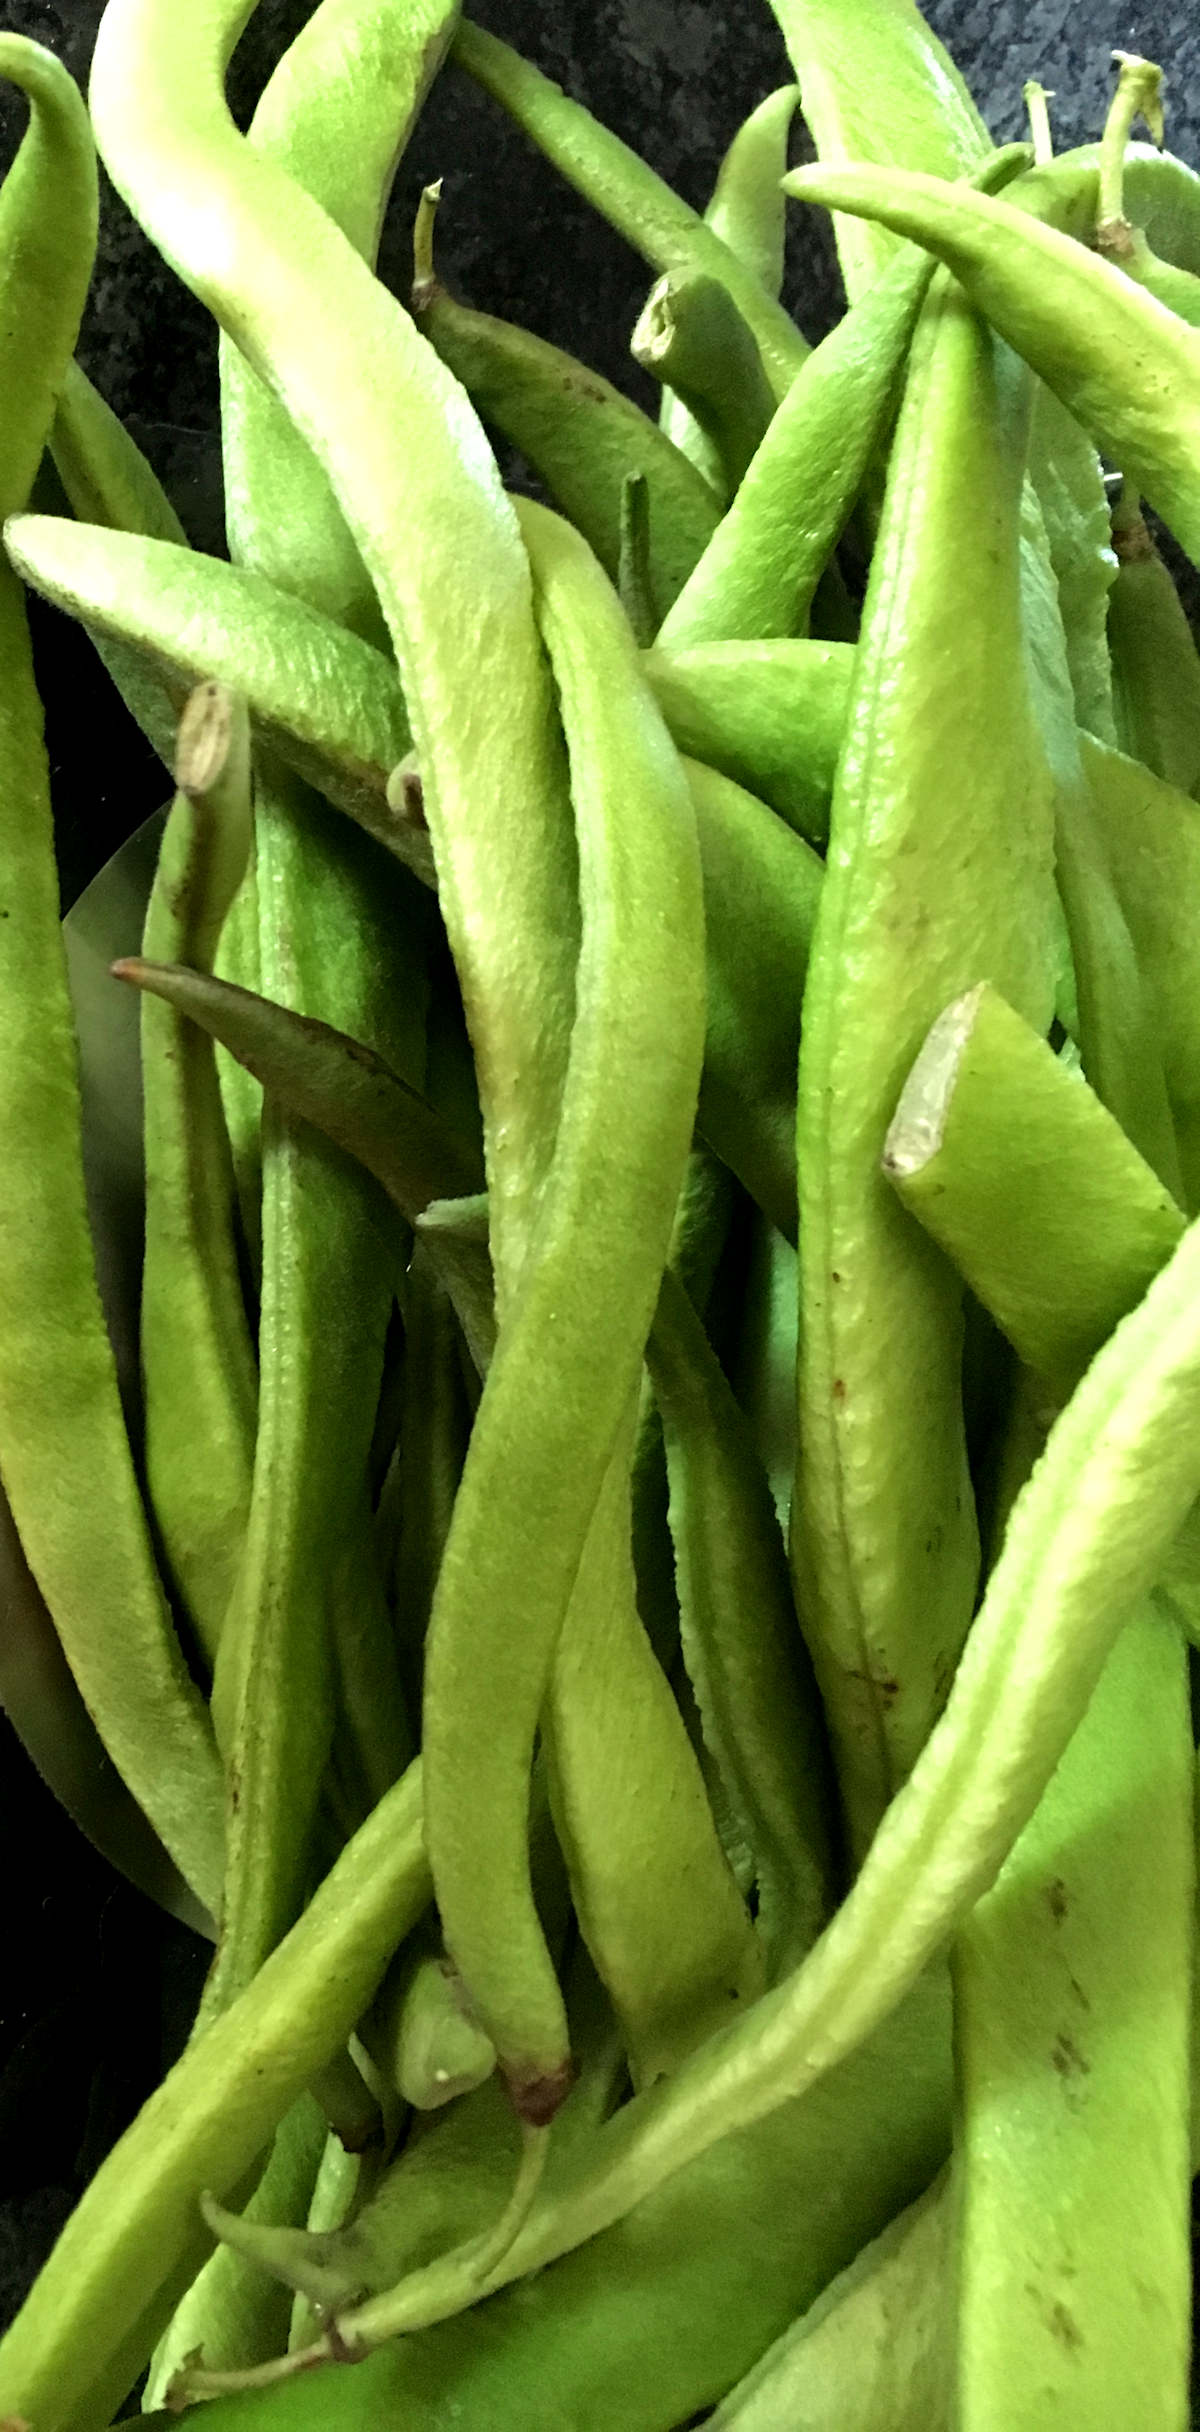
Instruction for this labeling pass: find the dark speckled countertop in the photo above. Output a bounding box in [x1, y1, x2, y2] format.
[1, 0, 1196, 2352]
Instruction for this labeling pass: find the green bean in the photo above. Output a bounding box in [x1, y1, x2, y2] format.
[632, 272, 775, 496]
[646, 637, 852, 841]
[49, 357, 186, 546]
[1018, 485, 1181, 1194]
[176, 1967, 952, 2418]
[766, 0, 990, 302]
[5, 514, 425, 876]
[203, 779, 417, 2019]
[658, 145, 1031, 654]
[954, 1604, 1192, 2431]
[218, 0, 459, 652]
[657, 246, 932, 649]
[1080, 730, 1200, 1211]
[420, 497, 705, 2111]
[779, 162, 1200, 569]
[688, 756, 822, 1238]
[1012, 137, 1200, 269]
[411, 185, 722, 624]
[617, 469, 658, 647]
[647, 1270, 834, 1976]
[728, 1210, 799, 1532]
[1027, 384, 1117, 747]
[0, 34, 223, 1914]
[387, 1932, 498, 2111]
[709, 2175, 950, 2428]
[883, 983, 1185, 1404]
[657, 87, 798, 493]
[382, 1242, 473, 1710]
[1091, 52, 1200, 329]
[790, 273, 1058, 1858]
[1107, 490, 1200, 796]
[144, 2095, 327, 2406]
[114, 960, 481, 1221]
[0, 1762, 429, 2432]
[451, 20, 809, 402]
[235, 1200, 1200, 2373]
[543, 1397, 764, 2092]
[90, 0, 578, 1320]
[138, 682, 256, 1667]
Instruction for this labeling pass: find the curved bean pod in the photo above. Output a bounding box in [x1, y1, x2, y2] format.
[791, 274, 1057, 1855]
[883, 983, 1185, 1404]
[276, 1200, 1200, 2361]
[954, 1605, 1192, 2431]
[688, 756, 822, 1240]
[633, 272, 775, 497]
[647, 1270, 834, 1976]
[0, 34, 223, 1912]
[1027, 384, 1116, 748]
[1107, 492, 1200, 797]
[412, 187, 722, 622]
[658, 87, 798, 493]
[219, 0, 460, 651]
[0, 1762, 429, 2432]
[450, 19, 809, 401]
[1081, 730, 1200, 1210]
[767, 0, 989, 302]
[709, 2175, 950, 2428]
[646, 638, 851, 841]
[420, 498, 705, 2111]
[780, 162, 1200, 567]
[138, 683, 257, 1667]
[659, 144, 1031, 654]
[51, 357, 187, 544]
[89, 0, 577, 1320]
[5, 514, 424, 877]
[543, 1397, 765, 2092]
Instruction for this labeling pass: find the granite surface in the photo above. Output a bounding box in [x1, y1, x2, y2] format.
[1, 0, 1198, 2352]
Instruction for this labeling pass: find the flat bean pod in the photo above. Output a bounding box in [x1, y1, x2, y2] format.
[0, 34, 223, 1912]
[138, 683, 257, 1666]
[781, 163, 1200, 568]
[657, 86, 797, 492]
[883, 983, 1185, 1404]
[648, 1269, 834, 1976]
[1107, 491, 1200, 796]
[411, 190, 722, 623]
[709, 2175, 950, 2428]
[544, 1398, 764, 2091]
[767, 0, 990, 301]
[286, 1200, 1200, 2362]
[646, 638, 851, 841]
[632, 272, 775, 497]
[0, 1763, 429, 2432]
[420, 498, 705, 2110]
[790, 274, 1058, 1855]
[450, 19, 809, 401]
[954, 1605, 1193, 2431]
[5, 515, 424, 876]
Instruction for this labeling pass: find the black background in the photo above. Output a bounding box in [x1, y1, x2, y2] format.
[2, 0, 1197, 2340]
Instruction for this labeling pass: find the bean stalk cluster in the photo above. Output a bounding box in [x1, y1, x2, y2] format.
[1, 6, 1200, 2428]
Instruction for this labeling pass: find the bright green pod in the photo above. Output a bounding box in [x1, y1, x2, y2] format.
[451, 19, 809, 401]
[790, 276, 1058, 1857]
[883, 983, 1185, 1405]
[411, 188, 722, 625]
[646, 638, 851, 841]
[632, 271, 776, 496]
[766, 0, 990, 302]
[138, 683, 257, 1668]
[1107, 491, 1200, 796]
[0, 35, 223, 1913]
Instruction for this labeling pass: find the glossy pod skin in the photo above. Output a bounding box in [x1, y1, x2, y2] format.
[0, 35, 224, 1915]
[645, 639, 851, 841]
